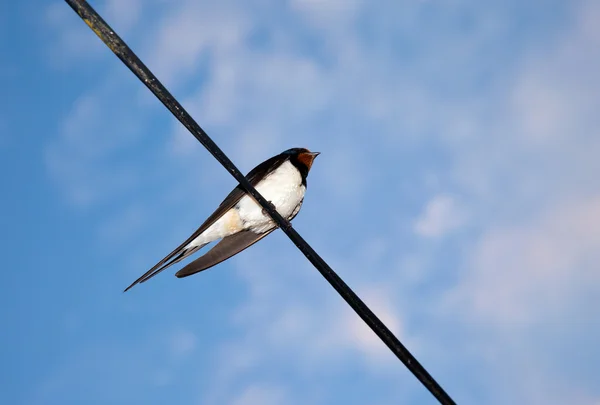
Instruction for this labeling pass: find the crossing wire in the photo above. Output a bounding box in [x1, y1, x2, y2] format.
[63, 1, 457, 404]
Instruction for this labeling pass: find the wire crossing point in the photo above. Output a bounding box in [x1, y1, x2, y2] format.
[63, 1, 457, 404]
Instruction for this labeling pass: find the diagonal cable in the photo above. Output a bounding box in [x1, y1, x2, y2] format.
[63, 1, 457, 404]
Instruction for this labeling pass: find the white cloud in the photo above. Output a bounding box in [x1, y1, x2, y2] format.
[45, 1, 142, 67]
[431, 2, 600, 403]
[414, 194, 466, 238]
[104, 0, 142, 31]
[169, 329, 198, 358]
[346, 287, 404, 362]
[317, 145, 367, 201]
[45, 89, 143, 207]
[437, 196, 600, 405]
[210, 237, 411, 396]
[261, 289, 403, 368]
[230, 384, 287, 405]
[449, 195, 600, 328]
[146, 1, 250, 88]
[45, 3, 103, 65]
[43, 0, 600, 404]
[289, 0, 363, 27]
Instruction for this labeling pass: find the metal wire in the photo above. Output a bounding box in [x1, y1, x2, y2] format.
[63, 1, 457, 404]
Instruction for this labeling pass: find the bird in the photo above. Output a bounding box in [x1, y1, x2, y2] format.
[124, 147, 320, 292]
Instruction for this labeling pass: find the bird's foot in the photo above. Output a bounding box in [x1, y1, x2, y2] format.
[280, 220, 293, 231]
[262, 200, 276, 216]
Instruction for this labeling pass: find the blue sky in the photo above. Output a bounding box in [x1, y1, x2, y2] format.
[2, 0, 600, 404]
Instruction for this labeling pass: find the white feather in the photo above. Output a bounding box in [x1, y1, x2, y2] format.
[188, 160, 306, 246]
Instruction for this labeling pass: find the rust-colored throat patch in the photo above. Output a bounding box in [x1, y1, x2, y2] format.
[297, 151, 319, 170]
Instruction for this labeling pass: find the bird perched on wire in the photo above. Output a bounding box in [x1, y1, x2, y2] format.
[124, 147, 320, 292]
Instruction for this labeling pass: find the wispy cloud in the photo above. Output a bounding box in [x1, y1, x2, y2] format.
[414, 194, 467, 238]
[37, 0, 600, 404]
[229, 384, 288, 405]
[103, 0, 142, 32]
[450, 196, 600, 327]
[45, 88, 143, 207]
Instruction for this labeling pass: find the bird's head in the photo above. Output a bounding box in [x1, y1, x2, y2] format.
[284, 147, 321, 173]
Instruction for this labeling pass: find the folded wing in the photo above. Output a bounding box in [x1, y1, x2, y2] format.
[175, 229, 274, 278]
[124, 152, 290, 292]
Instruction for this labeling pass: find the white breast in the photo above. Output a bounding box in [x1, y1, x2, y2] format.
[237, 160, 306, 233]
[189, 160, 306, 247]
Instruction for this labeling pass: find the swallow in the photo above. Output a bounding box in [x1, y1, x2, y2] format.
[124, 147, 320, 292]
